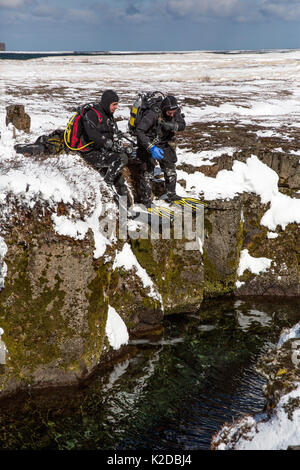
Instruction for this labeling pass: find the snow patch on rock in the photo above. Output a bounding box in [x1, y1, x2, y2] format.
[277, 323, 300, 349]
[213, 384, 300, 450]
[237, 249, 272, 277]
[113, 242, 163, 304]
[0, 121, 115, 258]
[105, 305, 129, 351]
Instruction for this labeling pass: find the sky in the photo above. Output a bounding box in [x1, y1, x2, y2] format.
[1, 0, 300, 51]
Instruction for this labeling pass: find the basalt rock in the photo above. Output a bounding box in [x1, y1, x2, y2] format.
[256, 324, 300, 411]
[0, 159, 205, 398]
[235, 193, 300, 297]
[0, 194, 165, 398]
[131, 236, 204, 315]
[0, 205, 109, 397]
[203, 197, 243, 298]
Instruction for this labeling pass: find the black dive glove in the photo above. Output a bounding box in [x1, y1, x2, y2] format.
[124, 146, 134, 155]
[160, 120, 179, 132]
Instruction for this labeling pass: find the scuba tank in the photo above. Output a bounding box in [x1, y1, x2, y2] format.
[128, 91, 164, 135]
[128, 94, 143, 134]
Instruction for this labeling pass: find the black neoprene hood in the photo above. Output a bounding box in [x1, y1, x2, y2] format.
[100, 90, 119, 114]
[161, 95, 178, 113]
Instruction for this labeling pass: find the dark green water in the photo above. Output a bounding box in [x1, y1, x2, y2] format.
[0, 297, 299, 450]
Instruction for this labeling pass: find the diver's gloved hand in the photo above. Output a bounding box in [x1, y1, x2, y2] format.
[161, 120, 179, 131]
[149, 145, 164, 160]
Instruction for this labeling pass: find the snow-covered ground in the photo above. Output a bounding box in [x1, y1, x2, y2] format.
[1, 50, 300, 235]
[2, 50, 300, 126]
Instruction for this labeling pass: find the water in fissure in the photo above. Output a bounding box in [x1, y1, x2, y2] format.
[0, 297, 299, 450]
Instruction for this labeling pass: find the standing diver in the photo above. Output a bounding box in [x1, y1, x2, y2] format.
[135, 95, 186, 207]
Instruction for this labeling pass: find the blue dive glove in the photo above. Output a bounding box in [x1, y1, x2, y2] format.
[149, 145, 164, 160]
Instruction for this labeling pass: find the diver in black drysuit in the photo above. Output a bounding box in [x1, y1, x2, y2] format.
[80, 90, 128, 196]
[135, 95, 186, 206]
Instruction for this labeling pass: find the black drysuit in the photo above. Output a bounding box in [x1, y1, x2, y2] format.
[80, 103, 128, 193]
[135, 108, 186, 205]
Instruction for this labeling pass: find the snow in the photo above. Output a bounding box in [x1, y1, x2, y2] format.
[0, 51, 298, 294]
[1, 50, 300, 243]
[234, 384, 300, 450]
[214, 380, 300, 450]
[177, 155, 278, 202]
[178, 155, 300, 231]
[214, 320, 300, 450]
[113, 243, 162, 303]
[267, 232, 278, 239]
[235, 280, 245, 289]
[197, 237, 203, 255]
[0, 326, 7, 365]
[105, 305, 129, 351]
[237, 249, 272, 277]
[261, 192, 300, 230]
[0, 123, 116, 258]
[177, 147, 236, 167]
[0, 49, 300, 448]
[256, 130, 284, 138]
[277, 323, 300, 349]
[3, 50, 300, 131]
[51, 191, 111, 259]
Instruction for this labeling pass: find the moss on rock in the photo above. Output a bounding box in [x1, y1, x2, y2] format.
[0, 214, 112, 396]
[131, 236, 204, 315]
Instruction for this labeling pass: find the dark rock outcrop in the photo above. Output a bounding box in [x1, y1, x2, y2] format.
[0, 163, 204, 398]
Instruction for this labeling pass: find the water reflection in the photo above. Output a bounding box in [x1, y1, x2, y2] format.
[0, 297, 299, 450]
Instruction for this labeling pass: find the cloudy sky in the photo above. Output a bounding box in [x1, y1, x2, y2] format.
[1, 0, 300, 51]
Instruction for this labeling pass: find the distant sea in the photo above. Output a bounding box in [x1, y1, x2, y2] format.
[0, 49, 299, 60]
[0, 51, 120, 60]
